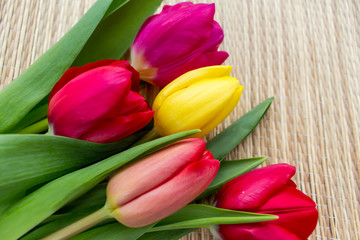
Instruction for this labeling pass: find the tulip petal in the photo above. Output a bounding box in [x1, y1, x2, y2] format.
[115, 157, 220, 227]
[154, 77, 240, 136]
[153, 50, 229, 88]
[80, 110, 154, 143]
[194, 85, 243, 138]
[48, 66, 131, 139]
[132, 3, 215, 67]
[105, 91, 151, 117]
[110, 61, 140, 92]
[49, 60, 139, 100]
[161, 2, 194, 13]
[107, 139, 206, 206]
[257, 186, 318, 239]
[287, 180, 297, 188]
[152, 65, 232, 112]
[149, 21, 228, 87]
[218, 223, 302, 240]
[49, 59, 118, 100]
[216, 164, 296, 210]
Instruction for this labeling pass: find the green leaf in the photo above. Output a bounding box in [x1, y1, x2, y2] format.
[137, 229, 195, 240]
[72, 0, 163, 66]
[0, 133, 141, 206]
[207, 97, 274, 160]
[20, 211, 97, 240]
[150, 204, 277, 232]
[66, 204, 276, 239]
[57, 183, 108, 214]
[103, 0, 130, 18]
[197, 157, 267, 199]
[70, 223, 153, 240]
[0, 0, 114, 133]
[8, 100, 48, 133]
[0, 130, 198, 240]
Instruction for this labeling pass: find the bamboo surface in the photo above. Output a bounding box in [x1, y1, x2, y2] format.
[1, 0, 359, 239]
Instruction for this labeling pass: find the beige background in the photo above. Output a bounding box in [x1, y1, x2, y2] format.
[1, 0, 359, 239]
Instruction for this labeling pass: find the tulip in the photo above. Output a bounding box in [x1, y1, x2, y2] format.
[107, 138, 220, 227]
[131, 2, 228, 87]
[42, 139, 219, 239]
[152, 65, 243, 138]
[215, 164, 318, 240]
[48, 59, 153, 143]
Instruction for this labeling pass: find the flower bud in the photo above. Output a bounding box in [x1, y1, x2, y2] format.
[215, 164, 318, 240]
[131, 2, 228, 87]
[107, 138, 219, 227]
[153, 66, 243, 138]
[48, 60, 153, 143]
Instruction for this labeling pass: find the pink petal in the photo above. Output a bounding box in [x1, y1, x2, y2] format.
[107, 139, 206, 206]
[151, 21, 227, 87]
[132, 3, 215, 66]
[216, 164, 296, 210]
[116, 156, 219, 227]
[219, 223, 302, 240]
[154, 50, 228, 87]
[161, 2, 194, 13]
[48, 66, 131, 139]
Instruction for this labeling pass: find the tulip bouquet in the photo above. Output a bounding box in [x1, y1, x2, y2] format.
[0, 1, 318, 240]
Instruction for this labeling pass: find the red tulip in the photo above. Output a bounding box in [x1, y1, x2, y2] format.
[215, 164, 318, 240]
[107, 138, 220, 227]
[131, 2, 228, 88]
[48, 60, 153, 143]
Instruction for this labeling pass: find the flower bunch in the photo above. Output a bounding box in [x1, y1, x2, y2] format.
[0, 1, 318, 240]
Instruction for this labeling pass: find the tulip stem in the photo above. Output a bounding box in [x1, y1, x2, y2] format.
[42, 206, 111, 240]
[17, 118, 49, 134]
[132, 128, 160, 146]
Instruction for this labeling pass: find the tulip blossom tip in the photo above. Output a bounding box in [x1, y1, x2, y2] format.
[131, 2, 228, 87]
[215, 164, 318, 240]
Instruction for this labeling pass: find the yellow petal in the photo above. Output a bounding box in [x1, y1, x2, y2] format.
[153, 66, 232, 112]
[154, 77, 239, 136]
[194, 85, 244, 138]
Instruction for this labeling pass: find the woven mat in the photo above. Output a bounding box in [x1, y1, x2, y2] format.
[1, 0, 359, 239]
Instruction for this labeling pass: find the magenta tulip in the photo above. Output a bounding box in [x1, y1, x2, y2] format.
[107, 138, 220, 227]
[215, 164, 318, 240]
[131, 2, 228, 87]
[48, 60, 153, 143]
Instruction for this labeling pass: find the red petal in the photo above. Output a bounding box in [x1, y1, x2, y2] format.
[49, 59, 118, 100]
[81, 110, 154, 143]
[201, 150, 215, 160]
[257, 186, 318, 239]
[107, 138, 206, 206]
[219, 223, 302, 240]
[48, 66, 131, 139]
[287, 180, 297, 188]
[110, 61, 140, 92]
[216, 164, 296, 210]
[113, 91, 150, 116]
[116, 156, 219, 227]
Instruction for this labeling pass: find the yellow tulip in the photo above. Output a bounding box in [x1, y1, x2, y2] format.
[153, 66, 244, 138]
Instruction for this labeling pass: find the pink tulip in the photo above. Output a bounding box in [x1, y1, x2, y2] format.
[131, 2, 228, 87]
[107, 138, 220, 227]
[215, 164, 318, 240]
[48, 60, 153, 143]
